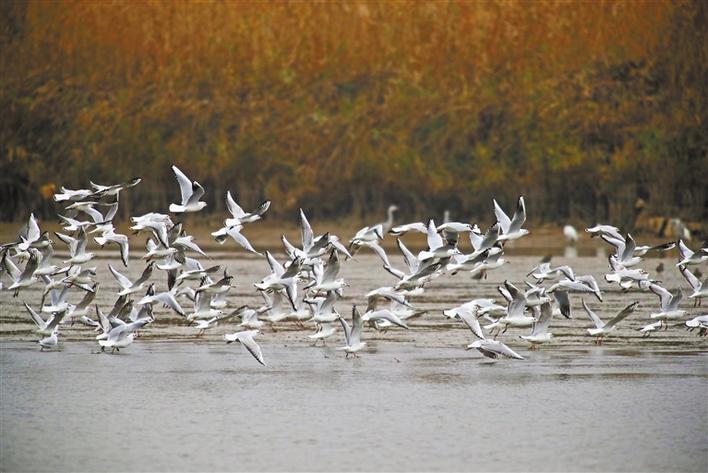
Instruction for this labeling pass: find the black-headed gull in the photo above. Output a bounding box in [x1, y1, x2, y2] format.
[582, 299, 639, 344]
[169, 165, 207, 213]
[224, 330, 267, 366]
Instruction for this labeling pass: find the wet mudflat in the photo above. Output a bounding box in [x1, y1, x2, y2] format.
[1, 254, 707, 471]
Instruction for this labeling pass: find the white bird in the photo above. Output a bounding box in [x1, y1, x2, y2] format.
[376, 205, 399, 234]
[93, 224, 129, 266]
[361, 309, 409, 330]
[306, 250, 346, 294]
[212, 224, 261, 255]
[466, 333, 524, 360]
[676, 240, 708, 266]
[55, 227, 95, 265]
[454, 306, 486, 340]
[338, 306, 367, 357]
[384, 238, 441, 291]
[24, 302, 66, 335]
[527, 262, 575, 282]
[388, 222, 427, 237]
[685, 315, 708, 336]
[638, 321, 662, 337]
[16, 213, 44, 251]
[485, 281, 536, 335]
[678, 265, 708, 307]
[98, 317, 152, 354]
[349, 224, 391, 267]
[6, 249, 41, 296]
[563, 225, 579, 244]
[254, 252, 300, 309]
[582, 299, 639, 344]
[549, 275, 603, 302]
[224, 330, 267, 366]
[89, 177, 141, 200]
[418, 219, 460, 261]
[37, 328, 59, 351]
[494, 196, 528, 242]
[137, 285, 186, 317]
[223, 191, 270, 226]
[585, 224, 623, 241]
[108, 263, 153, 296]
[169, 165, 207, 213]
[233, 305, 266, 330]
[647, 283, 686, 325]
[191, 311, 238, 336]
[54, 186, 93, 202]
[520, 302, 553, 349]
[308, 321, 338, 345]
[186, 292, 223, 322]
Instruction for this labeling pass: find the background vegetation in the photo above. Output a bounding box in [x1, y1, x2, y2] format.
[1, 0, 706, 228]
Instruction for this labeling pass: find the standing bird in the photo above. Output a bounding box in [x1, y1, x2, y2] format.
[563, 225, 579, 245]
[37, 328, 59, 351]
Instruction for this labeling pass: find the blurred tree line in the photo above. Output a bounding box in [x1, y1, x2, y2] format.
[0, 0, 706, 226]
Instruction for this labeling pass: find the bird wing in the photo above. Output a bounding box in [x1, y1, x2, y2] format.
[321, 250, 340, 284]
[648, 283, 672, 311]
[186, 181, 205, 206]
[172, 165, 193, 205]
[253, 200, 271, 218]
[108, 264, 132, 290]
[240, 333, 267, 366]
[397, 238, 418, 273]
[482, 223, 501, 251]
[532, 302, 553, 335]
[581, 299, 604, 329]
[364, 241, 391, 267]
[299, 209, 314, 251]
[155, 292, 185, 316]
[677, 239, 693, 261]
[337, 314, 352, 346]
[668, 289, 683, 311]
[458, 308, 485, 340]
[226, 226, 259, 255]
[19, 252, 39, 281]
[504, 281, 527, 318]
[225, 191, 246, 218]
[601, 234, 626, 258]
[604, 301, 640, 330]
[508, 196, 526, 234]
[490, 341, 525, 360]
[493, 199, 511, 234]
[621, 233, 637, 262]
[679, 265, 700, 290]
[350, 306, 363, 345]
[24, 302, 46, 328]
[553, 290, 571, 319]
[426, 219, 443, 250]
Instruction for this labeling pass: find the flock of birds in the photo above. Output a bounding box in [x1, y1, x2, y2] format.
[1, 166, 707, 366]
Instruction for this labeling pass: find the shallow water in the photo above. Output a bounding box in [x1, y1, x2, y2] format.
[2, 252, 707, 471]
[1, 342, 706, 472]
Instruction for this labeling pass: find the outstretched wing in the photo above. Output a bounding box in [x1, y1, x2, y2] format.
[604, 301, 640, 330]
[581, 299, 604, 329]
[171, 165, 193, 205]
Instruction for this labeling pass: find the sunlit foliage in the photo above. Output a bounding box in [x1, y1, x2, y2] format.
[1, 0, 706, 225]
